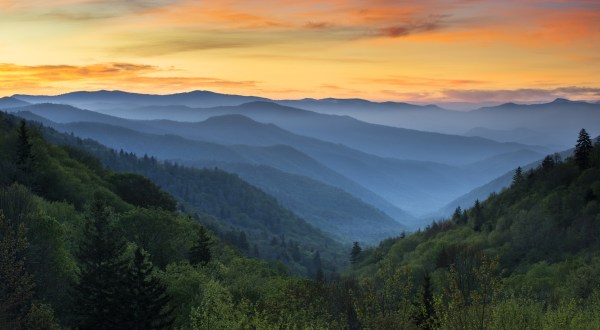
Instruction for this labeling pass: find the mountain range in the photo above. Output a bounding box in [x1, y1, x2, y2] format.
[3, 89, 594, 233]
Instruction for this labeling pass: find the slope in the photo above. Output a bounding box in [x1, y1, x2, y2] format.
[0, 112, 346, 276]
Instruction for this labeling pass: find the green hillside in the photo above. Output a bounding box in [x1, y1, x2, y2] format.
[0, 113, 342, 328]
[37, 124, 345, 276]
[3, 108, 600, 329]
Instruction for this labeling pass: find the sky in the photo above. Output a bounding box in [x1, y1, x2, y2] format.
[1, 0, 599, 104]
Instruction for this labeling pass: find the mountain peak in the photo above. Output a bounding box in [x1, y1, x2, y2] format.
[551, 98, 572, 104]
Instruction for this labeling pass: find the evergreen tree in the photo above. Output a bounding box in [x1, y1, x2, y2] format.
[14, 120, 35, 187]
[350, 242, 362, 265]
[71, 198, 128, 329]
[452, 206, 463, 224]
[512, 167, 524, 186]
[575, 128, 593, 169]
[471, 200, 484, 231]
[15, 120, 33, 173]
[541, 155, 555, 170]
[413, 274, 437, 329]
[189, 226, 212, 266]
[0, 211, 34, 329]
[121, 248, 173, 330]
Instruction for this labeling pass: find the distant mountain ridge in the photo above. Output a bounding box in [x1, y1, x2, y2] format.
[9, 89, 583, 229]
[10, 103, 547, 219]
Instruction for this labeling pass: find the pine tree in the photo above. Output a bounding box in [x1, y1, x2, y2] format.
[541, 155, 555, 170]
[15, 120, 33, 173]
[189, 226, 212, 265]
[472, 200, 484, 231]
[14, 120, 35, 187]
[0, 211, 34, 329]
[350, 241, 362, 265]
[452, 206, 463, 224]
[71, 198, 128, 329]
[121, 248, 173, 330]
[512, 167, 524, 186]
[413, 274, 437, 329]
[575, 128, 593, 169]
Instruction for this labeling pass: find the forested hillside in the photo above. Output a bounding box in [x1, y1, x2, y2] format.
[3, 108, 600, 329]
[13, 114, 347, 276]
[0, 113, 344, 328]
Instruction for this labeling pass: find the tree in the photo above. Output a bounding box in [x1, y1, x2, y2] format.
[121, 247, 173, 329]
[512, 167, 524, 186]
[541, 155, 555, 170]
[471, 200, 484, 231]
[189, 226, 212, 266]
[71, 198, 128, 329]
[413, 274, 437, 329]
[0, 210, 34, 329]
[575, 128, 593, 169]
[350, 242, 362, 265]
[14, 120, 35, 187]
[452, 207, 463, 224]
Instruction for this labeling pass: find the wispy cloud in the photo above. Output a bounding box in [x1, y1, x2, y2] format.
[0, 63, 258, 94]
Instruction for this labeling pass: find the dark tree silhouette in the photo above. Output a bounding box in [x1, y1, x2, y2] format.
[471, 200, 484, 231]
[71, 198, 128, 329]
[541, 155, 555, 170]
[14, 120, 35, 187]
[121, 248, 173, 330]
[575, 128, 593, 169]
[0, 211, 34, 329]
[512, 167, 524, 186]
[452, 206, 463, 224]
[413, 274, 437, 329]
[189, 226, 212, 266]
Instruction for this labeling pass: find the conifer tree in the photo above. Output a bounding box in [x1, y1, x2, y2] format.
[541, 155, 555, 170]
[0, 211, 34, 329]
[121, 248, 173, 330]
[15, 120, 33, 173]
[452, 206, 463, 224]
[413, 274, 437, 329]
[14, 120, 35, 187]
[512, 167, 524, 186]
[189, 226, 212, 265]
[472, 200, 484, 231]
[71, 198, 128, 329]
[575, 128, 593, 169]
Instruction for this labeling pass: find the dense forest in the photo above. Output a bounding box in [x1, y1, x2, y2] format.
[2, 111, 600, 329]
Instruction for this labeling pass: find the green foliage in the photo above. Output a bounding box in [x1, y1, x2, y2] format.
[41, 122, 346, 276]
[3, 114, 600, 329]
[575, 128, 593, 169]
[107, 173, 176, 212]
[189, 226, 213, 266]
[0, 210, 34, 329]
[24, 302, 60, 330]
[121, 247, 174, 329]
[71, 198, 129, 329]
[119, 208, 197, 268]
[350, 241, 362, 265]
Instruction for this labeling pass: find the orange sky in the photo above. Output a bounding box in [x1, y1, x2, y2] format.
[1, 0, 599, 103]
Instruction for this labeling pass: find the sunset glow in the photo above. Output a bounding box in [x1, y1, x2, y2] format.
[1, 0, 599, 103]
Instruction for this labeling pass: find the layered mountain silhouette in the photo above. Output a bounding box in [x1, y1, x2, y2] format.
[6, 90, 594, 231]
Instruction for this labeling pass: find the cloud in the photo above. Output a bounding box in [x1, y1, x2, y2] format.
[374, 16, 446, 38]
[304, 21, 335, 29]
[364, 75, 488, 88]
[0, 62, 258, 94]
